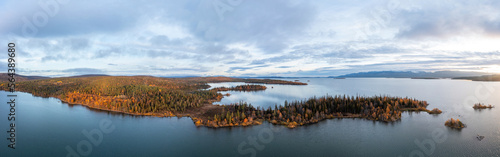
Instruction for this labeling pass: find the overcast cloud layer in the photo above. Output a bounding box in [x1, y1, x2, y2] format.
[1, 0, 500, 77]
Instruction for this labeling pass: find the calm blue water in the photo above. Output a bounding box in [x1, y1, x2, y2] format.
[2, 78, 500, 156]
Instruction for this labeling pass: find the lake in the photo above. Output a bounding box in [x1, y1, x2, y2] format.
[2, 78, 500, 156]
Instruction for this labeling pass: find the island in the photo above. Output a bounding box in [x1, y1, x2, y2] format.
[427, 108, 443, 114]
[477, 134, 485, 141]
[0, 75, 441, 129]
[444, 118, 465, 129]
[213, 85, 267, 91]
[473, 103, 494, 109]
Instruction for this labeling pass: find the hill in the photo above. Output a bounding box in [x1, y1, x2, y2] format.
[0, 73, 50, 81]
[66, 74, 110, 78]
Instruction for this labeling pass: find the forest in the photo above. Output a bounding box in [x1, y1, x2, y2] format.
[197, 95, 439, 128]
[0, 76, 303, 117]
[1, 76, 220, 115]
[212, 85, 267, 91]
[0, 75, 440, 128]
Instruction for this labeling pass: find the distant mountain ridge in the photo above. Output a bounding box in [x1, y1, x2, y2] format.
[1, 71, 494, 80]
[0, 73, 50, 81]
[331, 71, 490, 79]
[66, 74, 110, 78]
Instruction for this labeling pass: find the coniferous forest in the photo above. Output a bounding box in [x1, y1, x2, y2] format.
[212, 85, 267, 91]
[198, 95, 433, 128]
[445, 118, 466, 129]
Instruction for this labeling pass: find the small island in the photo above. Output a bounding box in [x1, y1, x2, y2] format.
[213, 85, 267, 92]
[473, 103, 494, 109]
[427, 108, 443, 114]
[477, 134, 485, 141]
[400, 107, 442, 114]
[444, 118, 465, 129]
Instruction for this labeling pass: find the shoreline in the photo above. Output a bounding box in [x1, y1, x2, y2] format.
[1, 90, 440, 129]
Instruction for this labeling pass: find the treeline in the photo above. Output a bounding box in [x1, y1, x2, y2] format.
[242, 79, 307, 85]
[198, 95, 434, 128]
[213, 85, 267, 91]
[197, 102, 263, 127]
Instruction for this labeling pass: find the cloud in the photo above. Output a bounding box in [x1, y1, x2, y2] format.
[394, 0, 500, 39]
[277, 66, 292, 68]
[250, 43, 408, 66]
[62, 68, 104, 74]
[1, 0, 317, 53]
[226, 64, 270, 73]
[250, 53, 305, 65]
[149, 35, 183, 46]
[2, 0, 500, 77]
[149, 66, 209, 73]
[0, 0, 144, 37]
[93, 46, 123, 59]
[183, 0, 318, 53]
[66, 38, 90, 51]
[21, 38, 90, 62]
[279, 68, 352, 77]
[41, 54, 65, 62]
[0, 61, 7, 71]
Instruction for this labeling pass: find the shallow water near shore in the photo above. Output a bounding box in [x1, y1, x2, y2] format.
[2, 78, 500, 156]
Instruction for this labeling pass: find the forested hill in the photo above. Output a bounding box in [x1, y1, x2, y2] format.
[0, 73, 50, 81]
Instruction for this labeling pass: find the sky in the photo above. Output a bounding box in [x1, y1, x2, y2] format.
[1, 0, 500, 77]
